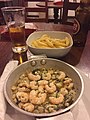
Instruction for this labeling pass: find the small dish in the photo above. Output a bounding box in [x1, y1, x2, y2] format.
[26, 31, 73, 58]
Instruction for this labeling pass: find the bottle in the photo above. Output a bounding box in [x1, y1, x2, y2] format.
[73, 0, 90, 46]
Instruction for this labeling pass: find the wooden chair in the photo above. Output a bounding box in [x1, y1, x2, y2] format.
[61, 0, 80, 25]
[21, 0, 48, 23]
[0, 0, 13, 25]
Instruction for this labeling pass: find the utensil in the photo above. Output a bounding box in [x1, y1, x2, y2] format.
[4, 58, 84, 118]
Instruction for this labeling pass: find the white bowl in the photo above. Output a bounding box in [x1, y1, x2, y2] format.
[26, 31, 73, 58]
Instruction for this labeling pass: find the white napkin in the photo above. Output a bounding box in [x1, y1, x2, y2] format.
[25, 23, 37, 29]
[0, 60, 18, 120]
[36, 111, 74, 120]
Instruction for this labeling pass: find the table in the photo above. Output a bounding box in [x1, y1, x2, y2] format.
[36, 1, 63, 24]
[0, 23, 90, 78]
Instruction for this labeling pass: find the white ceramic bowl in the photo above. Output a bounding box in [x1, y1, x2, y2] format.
[26, 31, 73, 58]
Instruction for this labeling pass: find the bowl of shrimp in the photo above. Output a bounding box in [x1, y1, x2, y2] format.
[26, 31, 73, 58]
[4, 58, 84, 117]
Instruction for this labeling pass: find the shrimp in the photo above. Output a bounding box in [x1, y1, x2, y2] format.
[18, 87, 30, 92]
[28, 72, 41, 81]
[38, 80, 48, 86]
[23, 103, 34, 112]
[45, 82, 56, 93]
[45, 104, 57, 113]
[16, 91, 29, 103]
[64, 78, 72, 84]
[64, 83, 74, 90]
[18, 82, 29, 88]
[57, 71, 66, 80]
[18, 102, 24, 109]
[60, 88, 68, 96]
[67, 83, 74, 90]
[49, 94, 64, 104]
[29, 90, 47, 105]
[11, 86, 17, 91]
[38, 86, 44, 93]
[38, 80, 48, 93]
[30, 81, 38, 90]
[42, 72, 51, 80]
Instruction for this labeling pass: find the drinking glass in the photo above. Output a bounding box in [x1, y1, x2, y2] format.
[1, 7, 28, 53]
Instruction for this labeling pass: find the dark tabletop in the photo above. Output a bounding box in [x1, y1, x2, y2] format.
[0, 23, 90, 77]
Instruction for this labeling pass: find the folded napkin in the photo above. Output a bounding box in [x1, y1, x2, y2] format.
[0, 60, 18, 120]
[25, 23, 37, 29]
[0, 60, 90, 120]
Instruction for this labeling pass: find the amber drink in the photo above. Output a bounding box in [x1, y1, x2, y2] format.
[1, 7, 28, 53]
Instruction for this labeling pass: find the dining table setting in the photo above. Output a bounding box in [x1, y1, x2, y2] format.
[0, 22, 90, 76]
[0, 20, 90, 120]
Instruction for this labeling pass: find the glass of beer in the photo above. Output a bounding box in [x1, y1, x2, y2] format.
[1, 7, 28, 53]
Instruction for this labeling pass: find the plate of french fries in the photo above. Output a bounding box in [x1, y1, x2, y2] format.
[26, 31, 73, 58]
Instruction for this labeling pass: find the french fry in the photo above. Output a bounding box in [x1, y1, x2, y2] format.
[54, 39, 66, 43]
[65, 37, 70, 46]
[37, 41, 48, 47]
[46, 39, 55, 48]
[32, 41, 40, 48]
[31, 34, 70, 48]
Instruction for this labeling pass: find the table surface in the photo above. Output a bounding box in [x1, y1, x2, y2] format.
[0, 0, 12, 2]
[0, 23, 90, 78]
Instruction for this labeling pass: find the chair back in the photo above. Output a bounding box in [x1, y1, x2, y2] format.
[22, 0, 48, 23]
[62, 0, 80, 25]
[0, 0, 13, 25]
